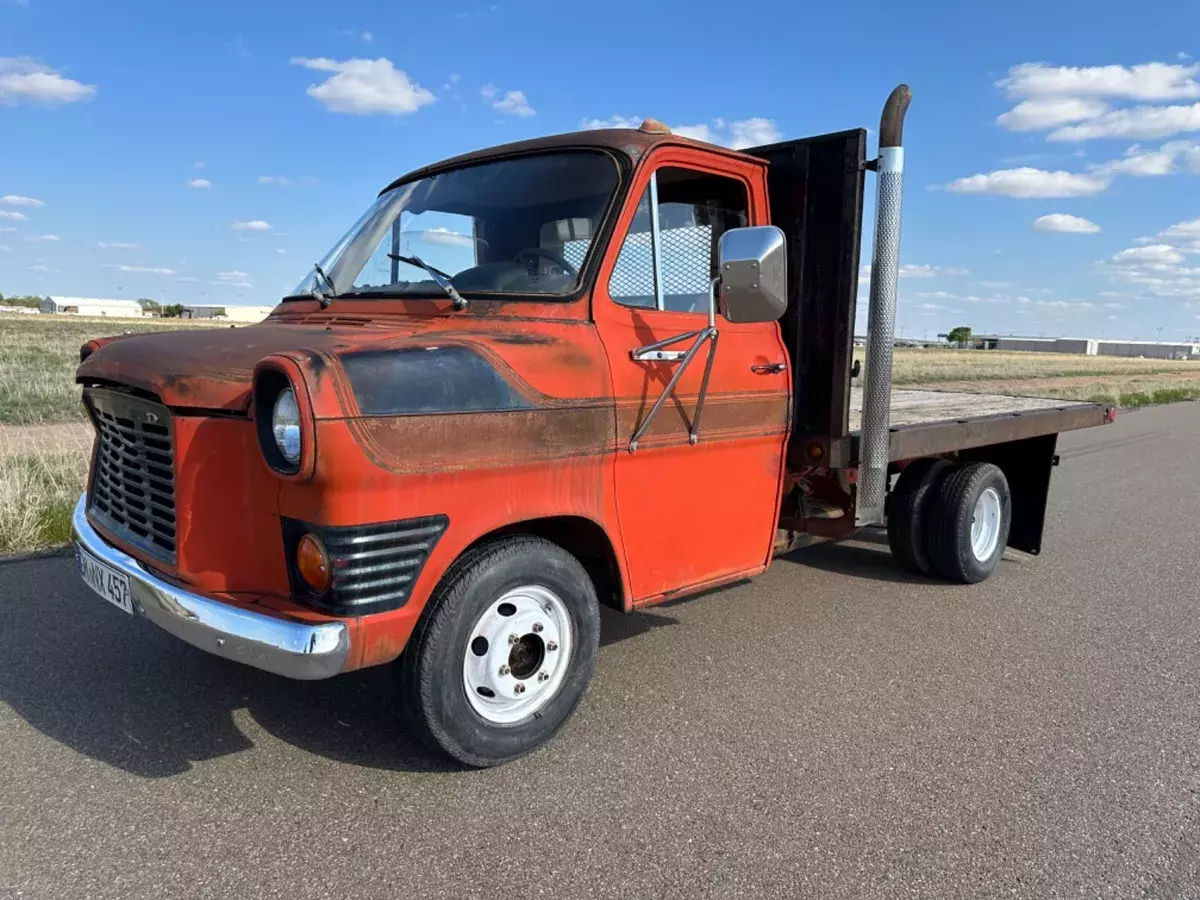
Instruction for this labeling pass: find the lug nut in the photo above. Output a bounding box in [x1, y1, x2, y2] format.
[532, 622, 544, 633]
[538, 671, 550, 683]
[508, 633, 520, 645]
[514, 683, 526, 695]
[499, 665, 510, 676]
[547, 641, 558, 652]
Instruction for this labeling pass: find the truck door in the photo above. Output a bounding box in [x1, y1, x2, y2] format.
[593, 149, 790, 602]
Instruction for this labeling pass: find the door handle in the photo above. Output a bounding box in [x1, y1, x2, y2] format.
[751, 362, 786, 374]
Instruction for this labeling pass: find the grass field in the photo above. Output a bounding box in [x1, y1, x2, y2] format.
[875, 348, 1200, 408]
[1, 316, 1198, 553]
[0, 314, 226, 426]
[0, 315, 227, 554]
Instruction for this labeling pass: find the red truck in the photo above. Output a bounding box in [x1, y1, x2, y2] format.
[72, 86, 1113, 766]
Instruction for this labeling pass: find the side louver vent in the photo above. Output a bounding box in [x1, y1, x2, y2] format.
[282, 515, 449, 616]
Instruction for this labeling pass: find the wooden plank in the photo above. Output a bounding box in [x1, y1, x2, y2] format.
[848, 387, 1072, 433]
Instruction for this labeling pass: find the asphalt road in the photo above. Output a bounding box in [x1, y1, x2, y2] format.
[3, 403, 1199, 899]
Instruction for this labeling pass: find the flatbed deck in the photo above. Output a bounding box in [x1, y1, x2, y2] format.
[847, 388, 1111, 460]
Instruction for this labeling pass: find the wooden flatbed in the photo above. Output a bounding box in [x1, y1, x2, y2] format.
[847, 388, 1112, 461]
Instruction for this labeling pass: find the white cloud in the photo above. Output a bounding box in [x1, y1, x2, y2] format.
[193, 161, 205, 169]
[103, 264, 176, 275]
[361, 31, 373, 42]
[211, 270, 253, 288]
[95, 241, 139, 249]
[1091, 139, 1200, 176]
[997, 97, 1109, 131]
[291, 57, 435, 116]
[912, 302, 945, 311]
[673, 123, 716, 142]
[1049, 102, 1200, 141]
[176, 276, 201, 283]
[231, 220, 270, 231]
[1, 194, 44, 207]
[258, 175, 291, 186]
[0, 245, 11, 252]
[583, 115, 780, 150]
[0, 210, 28, 221]
[276, 248, 287, 254]
[29, 264, 57, 273]
[998, 62, 1200, 101]
[944, 167, 1110, 197]
[861, 264, 968, 280]
[915, 290, 958, 299]
[492, 89, 534, 117]
[728, 117, 782, 149]
[1112, 244, 1184, 265]
[1103, 302, 1130, 309]
[1035, 299, 1096, 310]
[25, 233, 58, 242]
[480, 83, 497, 100]
[0, 57, 97, 106]
[1108, 314, 1119, 320]
[580, 114, 641, 130]
[1033, 213, 1101, 233]
[0, 226, 14, 232]
[188, 178, 212, 189]
[420, 226, 474, 247]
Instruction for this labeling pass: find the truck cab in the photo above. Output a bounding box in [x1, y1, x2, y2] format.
[71, 87, 1112, 766]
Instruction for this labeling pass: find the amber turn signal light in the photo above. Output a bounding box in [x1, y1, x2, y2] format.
[296, 533, 331, 592]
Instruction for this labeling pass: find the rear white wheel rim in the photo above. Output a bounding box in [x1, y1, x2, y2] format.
[463, 585, 573, 725]
[970, 487, 1002, 561]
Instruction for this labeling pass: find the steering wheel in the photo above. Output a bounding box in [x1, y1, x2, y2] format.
[513, 248, 577, 278]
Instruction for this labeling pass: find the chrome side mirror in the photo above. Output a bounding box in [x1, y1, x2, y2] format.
[717, 225, 787, 323]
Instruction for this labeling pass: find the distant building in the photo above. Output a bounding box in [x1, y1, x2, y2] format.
[181, 304, 274, 323]
[970, 333, 1200, 360]
[41, 297, 147, 318]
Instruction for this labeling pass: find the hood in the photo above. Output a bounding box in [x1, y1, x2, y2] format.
[76, 319, 441, 411]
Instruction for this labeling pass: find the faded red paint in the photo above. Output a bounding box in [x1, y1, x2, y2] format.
[75, 132, 797, 672]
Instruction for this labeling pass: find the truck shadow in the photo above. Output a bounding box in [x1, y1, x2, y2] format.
[778, 532, 931, 584]
[0, 558, 669, 779]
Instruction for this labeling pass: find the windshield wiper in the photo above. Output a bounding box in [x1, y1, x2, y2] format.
[389, 252, 467, 310]
[311, 263, 337, 309]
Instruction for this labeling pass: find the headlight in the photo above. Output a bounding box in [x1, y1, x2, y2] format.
[272, 388, 302, 464]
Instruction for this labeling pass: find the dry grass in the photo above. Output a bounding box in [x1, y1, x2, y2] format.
[884, 348, 1200, 385]
[0, 425, 92, 554]
[879, 349, 1200, 407]
[0, 314, 227, 426]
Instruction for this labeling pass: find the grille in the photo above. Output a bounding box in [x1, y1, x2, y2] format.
[283, 515, 448, 616]
[86, 389, 177, 563]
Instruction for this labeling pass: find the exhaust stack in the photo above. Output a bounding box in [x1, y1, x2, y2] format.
[856, 84, 911, 526]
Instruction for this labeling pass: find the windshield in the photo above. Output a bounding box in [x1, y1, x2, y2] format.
[290, 151, 619, 301]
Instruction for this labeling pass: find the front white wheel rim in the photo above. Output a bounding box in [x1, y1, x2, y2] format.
[463, 585, 573, 725]
[970, 487, 1002, 561]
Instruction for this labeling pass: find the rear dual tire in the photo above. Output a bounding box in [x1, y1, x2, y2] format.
[888, 460, 1012, 584]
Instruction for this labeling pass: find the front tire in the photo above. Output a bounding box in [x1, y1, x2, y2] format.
[397, 536, 600, 767]
[926, 462, 1012, 584]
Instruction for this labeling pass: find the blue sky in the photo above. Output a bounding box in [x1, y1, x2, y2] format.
[2, 0, 1199, 340]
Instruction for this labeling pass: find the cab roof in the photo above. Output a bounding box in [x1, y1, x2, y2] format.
[380, 128, 761, 194]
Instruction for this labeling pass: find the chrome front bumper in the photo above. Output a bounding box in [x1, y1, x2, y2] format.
[71, 494, 350, 680]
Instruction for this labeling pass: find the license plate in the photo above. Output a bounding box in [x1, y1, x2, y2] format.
[77, 546, 133, 615]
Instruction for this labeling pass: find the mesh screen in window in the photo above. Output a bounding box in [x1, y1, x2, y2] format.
[608, 168, 749, 313]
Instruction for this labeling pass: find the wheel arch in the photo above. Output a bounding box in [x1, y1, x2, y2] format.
[460, 515, 628, 612]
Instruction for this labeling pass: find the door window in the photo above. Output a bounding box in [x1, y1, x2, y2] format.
[609, 167, 749, 314]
